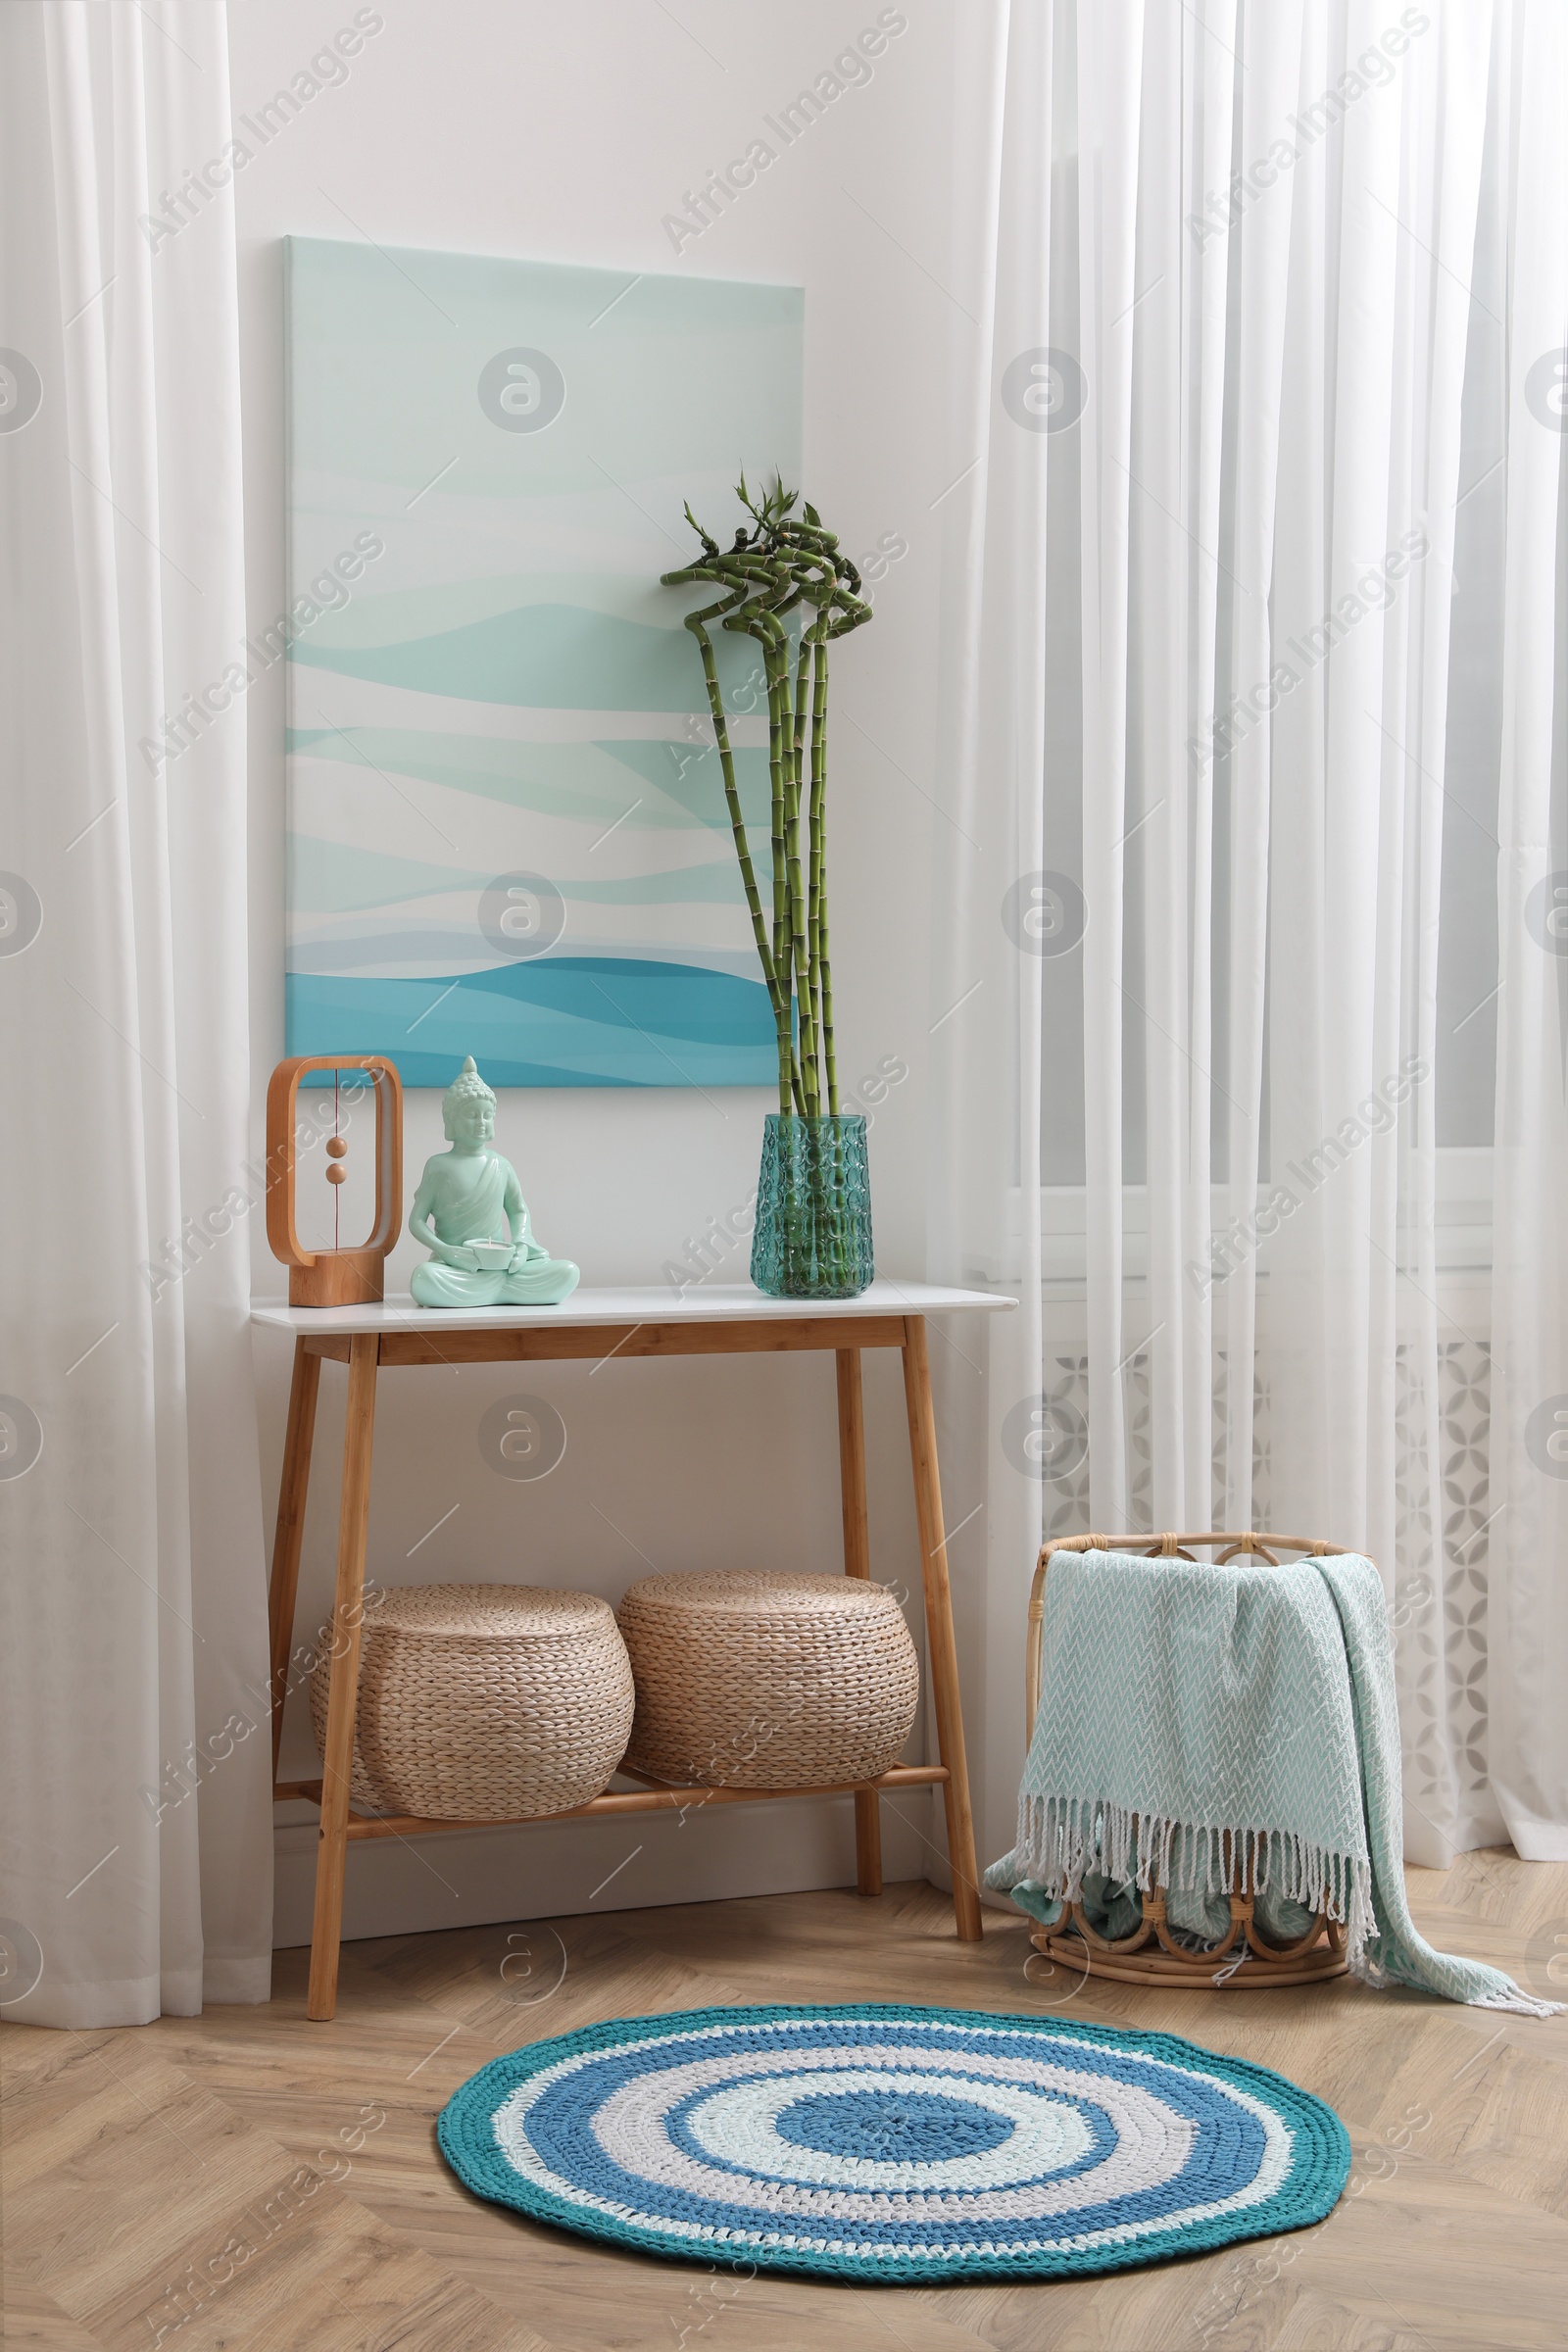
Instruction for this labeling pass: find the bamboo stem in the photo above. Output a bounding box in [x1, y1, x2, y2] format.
[743, 589, 813, 1116]
[793, 610, 817, 1110]
[809, 624, 832, 1111]
[765, 629, 795, 1112]
[686, 605, 776, 1003]
[782, 660, 816, 1117]
[668, 565, 799, 1113]
[726, 601, 800, 1115]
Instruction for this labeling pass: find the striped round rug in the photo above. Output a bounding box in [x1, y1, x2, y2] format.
[437, 2002, 1348, 2280]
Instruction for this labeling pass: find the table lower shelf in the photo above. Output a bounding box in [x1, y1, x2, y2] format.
[273, 1762, 950, 1842]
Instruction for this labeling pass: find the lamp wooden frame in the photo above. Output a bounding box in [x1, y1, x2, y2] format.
[265, 1054, 404, 1308]
[1023, 1531, 1353, 1991]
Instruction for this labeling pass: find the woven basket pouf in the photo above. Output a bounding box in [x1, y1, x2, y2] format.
[310, 1584, 634, 1820]
[617, 1570, 919, 1789]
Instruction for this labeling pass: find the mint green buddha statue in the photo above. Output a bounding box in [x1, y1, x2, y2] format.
[409, 1058, 580, 1308]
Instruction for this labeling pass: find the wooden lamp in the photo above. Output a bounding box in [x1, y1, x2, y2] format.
[266, 1054, 404, 1306]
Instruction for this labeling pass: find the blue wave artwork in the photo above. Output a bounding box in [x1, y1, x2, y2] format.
[284, 236, 804, 1086]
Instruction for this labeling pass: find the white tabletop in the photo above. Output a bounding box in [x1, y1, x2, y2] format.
[250, 1278, 1014, 1338]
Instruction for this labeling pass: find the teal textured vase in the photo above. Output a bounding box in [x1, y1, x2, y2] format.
[751, 1114, 873, 1299]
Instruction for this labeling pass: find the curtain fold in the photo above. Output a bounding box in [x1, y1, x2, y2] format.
[1076, 0, 1142, 1535]
[1489, 0, 1568, 1861]
[1265, 0, 1498, 1867]
[928, 0, 1043, 1872]
[938, 0, 1567, 1874]
[0, 0, 270, 2025]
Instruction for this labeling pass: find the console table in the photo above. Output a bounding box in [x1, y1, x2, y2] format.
[252, 1281, 1013, 2021]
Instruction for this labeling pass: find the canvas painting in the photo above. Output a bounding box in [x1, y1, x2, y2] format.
[284, 236, 804, 1085]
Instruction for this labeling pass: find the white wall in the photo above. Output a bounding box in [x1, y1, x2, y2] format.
[222, 0, 978, 1942]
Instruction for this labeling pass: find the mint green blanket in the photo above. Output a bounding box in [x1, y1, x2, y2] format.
[985, 1548, 1556, 2015]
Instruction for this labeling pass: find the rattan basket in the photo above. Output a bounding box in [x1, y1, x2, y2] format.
[310, 1583, 634, 1821]
[617, 1569, 920, 1789]
[1024, 1533, 1351, 1989]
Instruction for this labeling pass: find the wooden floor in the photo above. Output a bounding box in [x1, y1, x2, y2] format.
[5, 1851, 1568, 2351]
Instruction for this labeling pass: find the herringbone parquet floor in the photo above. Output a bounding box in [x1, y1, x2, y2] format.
[5, 1854, 1567, 2350]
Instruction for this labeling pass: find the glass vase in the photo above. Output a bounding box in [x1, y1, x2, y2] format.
[750, 1113, 874, 1299]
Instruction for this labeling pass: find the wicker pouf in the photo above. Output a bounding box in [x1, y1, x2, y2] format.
[310, 1584, 634, 1821]
[617, 1570, 920, 1789]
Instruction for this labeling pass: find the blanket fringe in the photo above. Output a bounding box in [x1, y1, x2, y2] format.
[1356, 1938, 1564, 2017]
[1010, 1791, 1375, 1965]
[1461, 1987, 1564, 2018]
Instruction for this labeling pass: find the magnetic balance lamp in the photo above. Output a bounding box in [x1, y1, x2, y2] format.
[265, 1054, 404, 1305]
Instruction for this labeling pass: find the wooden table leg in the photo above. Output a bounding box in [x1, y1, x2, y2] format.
[268, 1339, 321, 1784]
[307, 1333, 379, 2022]
[836, 1348, 882, 1897]
[901, 1316, 983, 1941]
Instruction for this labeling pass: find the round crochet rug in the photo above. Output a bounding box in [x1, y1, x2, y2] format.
[437, 2002, 1349, 2281]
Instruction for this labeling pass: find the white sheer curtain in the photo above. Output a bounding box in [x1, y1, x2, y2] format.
[1490, 0, 1568, 1862]
[936, 0, 1568, 1872]
[0, 0, 271, 2024]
